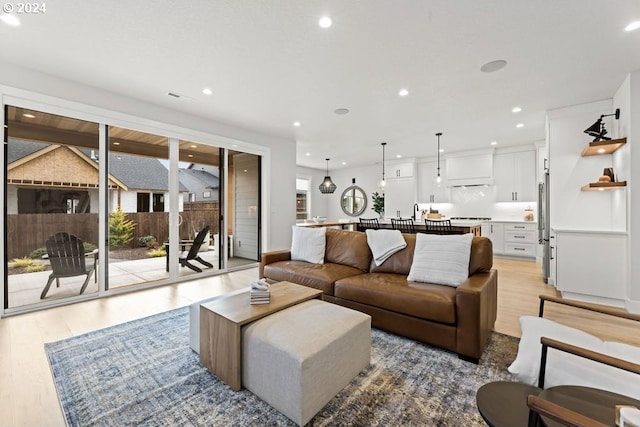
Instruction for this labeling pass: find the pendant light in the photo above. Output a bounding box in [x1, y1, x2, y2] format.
[435, 132, 442, 184]
[378, 142, 387, 189]
[319, 158, 337, 194]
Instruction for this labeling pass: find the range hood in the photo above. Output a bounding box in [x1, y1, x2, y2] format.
[444, 151, 494, 187]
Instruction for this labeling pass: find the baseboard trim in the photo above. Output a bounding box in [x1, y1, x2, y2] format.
[626, 299, 640, 314]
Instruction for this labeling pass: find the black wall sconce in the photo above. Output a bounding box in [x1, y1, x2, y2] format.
[584, 108, 620, 142]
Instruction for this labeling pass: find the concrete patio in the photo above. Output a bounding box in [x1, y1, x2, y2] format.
[7, 249, 256, 309]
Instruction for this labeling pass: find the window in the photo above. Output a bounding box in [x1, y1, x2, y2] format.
[296, 177, 311, 221]
[152, 193, 164, 212]
[137, 192, 150, 212]
[17, 189, 90, 214]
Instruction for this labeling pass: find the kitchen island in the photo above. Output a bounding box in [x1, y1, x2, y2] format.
[358, 219, 483, 236]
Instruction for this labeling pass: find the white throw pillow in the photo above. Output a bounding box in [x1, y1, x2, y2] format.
[407, 233, 473, 287]
[290, 226, 326, 264]
[508, 316, 640, 400]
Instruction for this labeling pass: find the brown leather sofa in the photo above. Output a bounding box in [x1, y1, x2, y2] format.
[259, 228, 498, 362]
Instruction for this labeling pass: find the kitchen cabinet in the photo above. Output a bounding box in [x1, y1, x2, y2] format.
[481, 222, 504, 254]
[418, 161, 448, 203]
[387, 161, 414, 179]
[554, 229, 627, 307]
[384, 177, 415, 218]
[503, 222, 537, 257]
[494, 150, 536, 202]
[482, 221, 537, 258]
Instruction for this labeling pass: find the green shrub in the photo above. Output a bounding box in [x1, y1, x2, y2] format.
[109, 208, 135, 248]
[26, 264, 46, 273]
[139, 235, 157, 247]
[9, 257, 34, 268]
[148, 249, 166, 258]
[30, 242, 96, 259]
[29, 247, 48, 259]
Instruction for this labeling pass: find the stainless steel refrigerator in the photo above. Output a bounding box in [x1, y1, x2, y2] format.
[538, 171, 551, 283]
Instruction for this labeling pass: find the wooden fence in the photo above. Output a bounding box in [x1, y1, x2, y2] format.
[6, 201, 220, 259]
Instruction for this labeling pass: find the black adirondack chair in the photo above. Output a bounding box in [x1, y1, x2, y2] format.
[174, 225, 214, 273]
[41, 232, 97, 299]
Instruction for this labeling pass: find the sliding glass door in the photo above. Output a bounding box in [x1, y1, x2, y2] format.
[4, 106, 100, 309]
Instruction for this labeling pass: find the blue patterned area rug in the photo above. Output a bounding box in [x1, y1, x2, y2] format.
[46, 307, 518, 426]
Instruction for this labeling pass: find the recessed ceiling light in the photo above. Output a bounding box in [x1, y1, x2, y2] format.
[188, 154, 194, 158]
[318, 16, 332, 28]
[396, 154, 402, 158]
[305, 152, 311, 156]
[490, 141, 498, 145]
[341, 161, 347, 165]
[191, 144, 197, 148]
[516, 123, 524, 128]
[334, 108, 350, 115]
[597, 148, 606, 154]
[625, 21, 640, 32]
[398, 89, 409, 97]
[439, 148, 445, 153]
[0, 14, 20, 27]
[293, 121, 301, 127]
[512, 107, 522, 113]
[112, 142, 121, 146]
[23, 113, 36, 118]
[202, 88, 212, 95]
[480, 59, 508, 73]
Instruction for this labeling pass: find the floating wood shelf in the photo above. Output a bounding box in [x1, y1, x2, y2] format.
[581, 137, 627, 156]
[581, 181, 627, 191]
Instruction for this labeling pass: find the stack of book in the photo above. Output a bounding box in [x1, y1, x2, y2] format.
[250, 279, 271, 304]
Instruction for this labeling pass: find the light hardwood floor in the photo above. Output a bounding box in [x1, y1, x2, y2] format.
[1, 258, 638, 427]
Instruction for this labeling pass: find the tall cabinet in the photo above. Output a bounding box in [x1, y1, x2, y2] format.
[384, 160, 416, 218]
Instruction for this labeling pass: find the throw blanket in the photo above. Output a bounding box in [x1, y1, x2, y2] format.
[366, 229, 407, 266]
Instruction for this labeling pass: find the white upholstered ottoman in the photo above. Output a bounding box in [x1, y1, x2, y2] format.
[242, 299, 371, 426]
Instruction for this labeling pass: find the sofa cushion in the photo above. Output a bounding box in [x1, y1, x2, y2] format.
[408, 233, 473, 287]
[469, 236, 493, 274]
[325, 228, 371, 272]
[334, 273, 457, 324]
[291, 226, 326, 264]
[263, 260, 363, 295]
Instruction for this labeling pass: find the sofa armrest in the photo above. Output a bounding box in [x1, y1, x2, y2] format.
[259, 250, 291, 278]
[455, 269, 498, 360]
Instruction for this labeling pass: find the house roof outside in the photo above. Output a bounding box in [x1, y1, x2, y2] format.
[178, 166, 220, 202]
[7, 139, 188, 192]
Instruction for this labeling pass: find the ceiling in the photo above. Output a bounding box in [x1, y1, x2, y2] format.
[1, 1, 639, 170]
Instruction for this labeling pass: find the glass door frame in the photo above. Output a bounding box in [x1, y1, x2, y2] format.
[1, 87, 269, 317]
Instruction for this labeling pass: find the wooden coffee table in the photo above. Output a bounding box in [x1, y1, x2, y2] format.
[199, 281, 323, 391]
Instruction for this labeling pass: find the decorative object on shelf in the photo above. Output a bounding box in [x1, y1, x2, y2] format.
[583, 108, 620, 142]
[319, 158, 337, 194]
[435, 132, 443, 184]
[524, 206, 534, 221]
[603, 167, 615, 182]
[378, 142, 387, 189]
[371, 191, 384, 219]
[340, 178, 368, 217]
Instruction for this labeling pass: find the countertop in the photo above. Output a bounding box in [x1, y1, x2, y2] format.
[381, 218, 484, 227]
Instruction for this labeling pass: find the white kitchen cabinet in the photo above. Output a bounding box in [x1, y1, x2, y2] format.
[387, 161, 414, 179]
[481, 222, 504, 254]
[494, 150, 536, 202]
[554, 229, 627, 307]
[482, 221, 537, 258]
[418, 161, 448, 203]
[384, 177, 415, 218]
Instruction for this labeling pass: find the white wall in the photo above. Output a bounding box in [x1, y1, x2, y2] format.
[0, 62, 297, 252]
[617, 71, 640, 309]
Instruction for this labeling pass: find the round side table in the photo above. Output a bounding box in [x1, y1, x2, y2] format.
[476, 381, 541, 427]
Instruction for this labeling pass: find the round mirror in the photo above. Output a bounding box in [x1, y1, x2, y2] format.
[340, 185, 367, 216]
